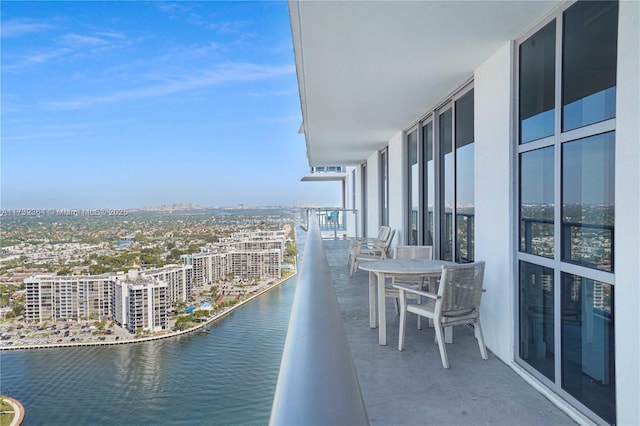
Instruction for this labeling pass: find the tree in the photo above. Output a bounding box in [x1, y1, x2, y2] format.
[133, 233, 148, 243]
[11, 302, 24, 317]
[285, 244, 298, 257]
[57, 266, 72, 275]
[89, 264, 109, 275]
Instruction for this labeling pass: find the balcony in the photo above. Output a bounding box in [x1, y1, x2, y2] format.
[272, 216, 576, 425]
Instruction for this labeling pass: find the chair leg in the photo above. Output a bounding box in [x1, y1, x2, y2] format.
[398, 299, 407, 351]
[349, 258, 356, 277]
[394, 298, 400, 315]
[416, 291, 422, 330]
[474, 319, 488, 360]
[434, 322, 450, 369]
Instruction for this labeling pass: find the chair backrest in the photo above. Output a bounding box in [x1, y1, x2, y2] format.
[436, 261, 485, 318]
[392, 245, 433, 286]
[393, 245, 433, 260]
[382, 229, 396, 252]
[376, 226, 391, 242]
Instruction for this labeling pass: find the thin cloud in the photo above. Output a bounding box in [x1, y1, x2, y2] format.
[1, 48, 74, 72]
[42, 63, 296, 110]
[2, 119, 132, 143]
[59, 33, 111, 49]
[0, 19, 53, 37]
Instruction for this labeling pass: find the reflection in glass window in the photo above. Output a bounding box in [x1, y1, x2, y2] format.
[563, 1, 618, 132]
[520, 261, 555, 381]
[562, 132, 615, 271]
[407, 130, 419, 245]
[422, 122, 434, 246]
[439, 109, 453, 261]
[520, 20, 556, 143]
[361, 163, 367, 237]
[455, 90, 474, 263]
[520, 147, 554, 257]
[561, 273, 615, 424]
[380, 150, 388, 226]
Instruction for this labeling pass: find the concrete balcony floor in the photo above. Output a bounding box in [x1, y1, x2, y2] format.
[323, 239, 575, 425]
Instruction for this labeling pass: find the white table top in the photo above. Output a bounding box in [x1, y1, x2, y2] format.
[358, 258, 455, 275]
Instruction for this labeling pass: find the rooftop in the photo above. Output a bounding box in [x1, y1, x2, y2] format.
[321, 238, 575, 425]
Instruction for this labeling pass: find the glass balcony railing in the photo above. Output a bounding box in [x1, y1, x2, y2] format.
[308, 166, 346, 174]
[300, 208, 358, 240]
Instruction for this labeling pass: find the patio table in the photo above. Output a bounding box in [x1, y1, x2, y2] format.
[358, 258, 455, 345]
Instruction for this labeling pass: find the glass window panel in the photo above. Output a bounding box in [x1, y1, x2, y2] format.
[422, 122, 434, 246]
[380, 150, 388, 226]
[439, 109, 453, 261]
[519, 261, 555, 381]
[520, 147, 554, 258]
[407, 130, 419, 245]
[562, 1, 618, 131]
[561, 273, 615, 424]
[562, 132, 614, 271]
[455, 90, 474, 263]
[520, 20, 556, 144]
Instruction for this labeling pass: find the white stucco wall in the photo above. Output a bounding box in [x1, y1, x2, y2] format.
[473, 41, 515, 363]
[388, 130, 405, 249]
[614, 1, 640, 424]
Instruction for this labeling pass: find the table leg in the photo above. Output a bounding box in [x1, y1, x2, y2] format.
[427, 275, 437, 328]
[369, 271, 376, 328]
[445, 326, 453, 344]
[378, 272, 386, 345]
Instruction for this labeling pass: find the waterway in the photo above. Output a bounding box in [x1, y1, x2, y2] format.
[0, 276, 296, 425]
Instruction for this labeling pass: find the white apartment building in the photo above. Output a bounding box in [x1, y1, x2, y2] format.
[112, 273, 168, 334]
[184, 252, 229, 285]
[24, 264, 191, 328]
[24, 275, 111, 322]
[289, 0, 638, 424]
[185, 249, 282, 285]
[228, 249, 282, 281]
[140, 264, 192, 303]
[183, 229, 285, 285]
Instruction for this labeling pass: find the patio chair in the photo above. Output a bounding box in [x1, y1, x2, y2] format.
[349, 229, 395, 276]
[395, 261, 487, 368]
[347, 226, 391, 266]
[386, 246, 433, 320]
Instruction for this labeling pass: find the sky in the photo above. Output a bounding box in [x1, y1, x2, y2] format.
[1, 1, 341, 209]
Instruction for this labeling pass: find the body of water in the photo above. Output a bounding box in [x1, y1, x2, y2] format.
[0, 277, 296, 425]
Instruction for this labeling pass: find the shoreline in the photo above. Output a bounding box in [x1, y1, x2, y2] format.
[0, 395, 25, 426]
[0, 272, 296, 352]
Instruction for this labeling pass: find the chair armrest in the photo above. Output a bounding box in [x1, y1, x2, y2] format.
[348, 237, 379, 244]
[393, 284, 439, 299]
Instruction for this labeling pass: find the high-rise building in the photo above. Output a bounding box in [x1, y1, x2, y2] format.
[111, 272, 168, 334]
[24, 275, 111, 322]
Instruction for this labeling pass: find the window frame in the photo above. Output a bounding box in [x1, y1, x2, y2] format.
[404, 81, 474, 260]
[514, 2, 617, 423]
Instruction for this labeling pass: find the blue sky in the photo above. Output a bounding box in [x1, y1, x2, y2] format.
[1, 1, 340, 209]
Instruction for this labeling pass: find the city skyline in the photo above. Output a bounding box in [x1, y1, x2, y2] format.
[1, 1, 341, 209]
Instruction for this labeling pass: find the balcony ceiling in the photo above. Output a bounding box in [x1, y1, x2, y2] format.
[289, 0, 561, 166]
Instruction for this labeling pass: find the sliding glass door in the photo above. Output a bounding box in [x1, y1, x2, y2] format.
[409, 86, 474, 261]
